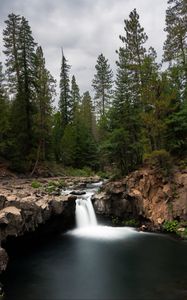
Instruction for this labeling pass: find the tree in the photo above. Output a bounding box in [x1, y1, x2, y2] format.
[3, 14, 37, 170]
[3, 13, 21, 94]
[60, 91, 98, 169]
[31, 46, 56, 174]
[92, 53, 113, 117]
[70, 75, 81, 120]
[119, 8, 148, 104]
[105, 9, 149, 174]
[163, 0, 187, 99]
[59, 50, 71, 130]
[0, 62, 10, 158]
[163, 0, 187, 69]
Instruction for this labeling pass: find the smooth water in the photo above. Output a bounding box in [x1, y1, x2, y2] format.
[3, 183, 187, 300]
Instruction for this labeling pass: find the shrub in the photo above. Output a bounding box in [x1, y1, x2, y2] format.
[122, 219, 139, 227]
[144, 149, 172, 176]
[31, 180, 42, 189]
[163, 220, 179, 233]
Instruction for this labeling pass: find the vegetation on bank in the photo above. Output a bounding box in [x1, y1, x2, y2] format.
[163, 220, 187, 238]
[0, 0, 186, 177]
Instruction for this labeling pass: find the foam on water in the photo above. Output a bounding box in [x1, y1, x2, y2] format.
[67, 225, 137, 241]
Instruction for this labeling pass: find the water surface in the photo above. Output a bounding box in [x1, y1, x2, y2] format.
[3, 225, 187, 300]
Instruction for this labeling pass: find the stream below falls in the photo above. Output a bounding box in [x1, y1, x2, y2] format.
[2, 182, 187, 300]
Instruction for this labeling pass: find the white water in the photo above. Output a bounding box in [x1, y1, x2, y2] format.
[68, 180, 137, 241]
[76, 187, 99, 228]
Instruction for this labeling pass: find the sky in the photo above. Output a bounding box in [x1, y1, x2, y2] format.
[0, 0, 168, 102]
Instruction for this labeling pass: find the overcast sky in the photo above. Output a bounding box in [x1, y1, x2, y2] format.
[0, 0, 168, 102]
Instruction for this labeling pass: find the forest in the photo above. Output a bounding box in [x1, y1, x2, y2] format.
[0, 0, 186, 175]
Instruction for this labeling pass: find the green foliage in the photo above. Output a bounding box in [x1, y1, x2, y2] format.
[92, 53, 113, 117]
[144, 150, 172, 175]
[163, 220, 179, 232]
[31, 180, 42, 189]
[122, 219, 139, 227]
[59, 52, 71, 128]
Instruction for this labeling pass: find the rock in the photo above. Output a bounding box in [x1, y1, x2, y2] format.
[0, 247, 8, 273]
[157, 218, 164, 224]
[177, 227, 186, 232]
[140, 224, 147, 231]
[93, 167, 187, 229]
[0, 195, 6, 210]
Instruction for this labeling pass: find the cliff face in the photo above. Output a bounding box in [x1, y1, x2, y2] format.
[0, 178, 77, 274]
[93, 167, 187, 228]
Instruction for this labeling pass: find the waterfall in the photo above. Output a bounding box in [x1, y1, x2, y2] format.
[76, 192, 97, 228]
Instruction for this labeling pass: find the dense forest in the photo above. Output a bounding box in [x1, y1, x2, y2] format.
[0, 0, 186, 175]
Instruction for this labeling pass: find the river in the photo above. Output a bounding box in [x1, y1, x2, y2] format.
[3, 182, 187, 300]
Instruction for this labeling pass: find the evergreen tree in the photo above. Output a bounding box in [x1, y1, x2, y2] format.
[163, 0, 187, 69]
[60, 91, 98, 169]
[119, 8, 148, 104]
[81, 91, 93, 133]
[105, 9, 149, 174]
[31, 46, 56, 173]
[3, 14, 37, 170]
[59, 51, 71, 129]
[0, 62, 10, 158]
[163, 0, 187, 98]
[70, 75, 81, 120]
[92, 53, 113, 117]
[3, 13, 21, 94]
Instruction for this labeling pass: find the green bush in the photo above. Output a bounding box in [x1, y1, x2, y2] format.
[163, 220, 179, 233]
[31, 180, 42, 189]
[144, 149, 172, 175]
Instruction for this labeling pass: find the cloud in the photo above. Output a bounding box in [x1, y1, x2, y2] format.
[0, 0, 168, 104]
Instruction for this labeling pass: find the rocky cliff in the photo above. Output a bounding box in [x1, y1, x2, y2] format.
[93, 167, 187, 231]
[0, 177, 79, 275]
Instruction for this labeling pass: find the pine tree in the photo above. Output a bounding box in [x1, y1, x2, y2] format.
[3, 15, 37, 170]
[81, 91, 93, 133]
[31, 46, 56, 173]
[163, 0, 187, 69]
[3, 13, 21, 94]
[92, 53, 113, 117]
[163, 0, 187, 99]
[119, 8, 148, 106]
[0, 62, 9, 158]
[105, 9, 149, 174]
[70, 75, 80, 120]
[59, 51, 71, 129]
